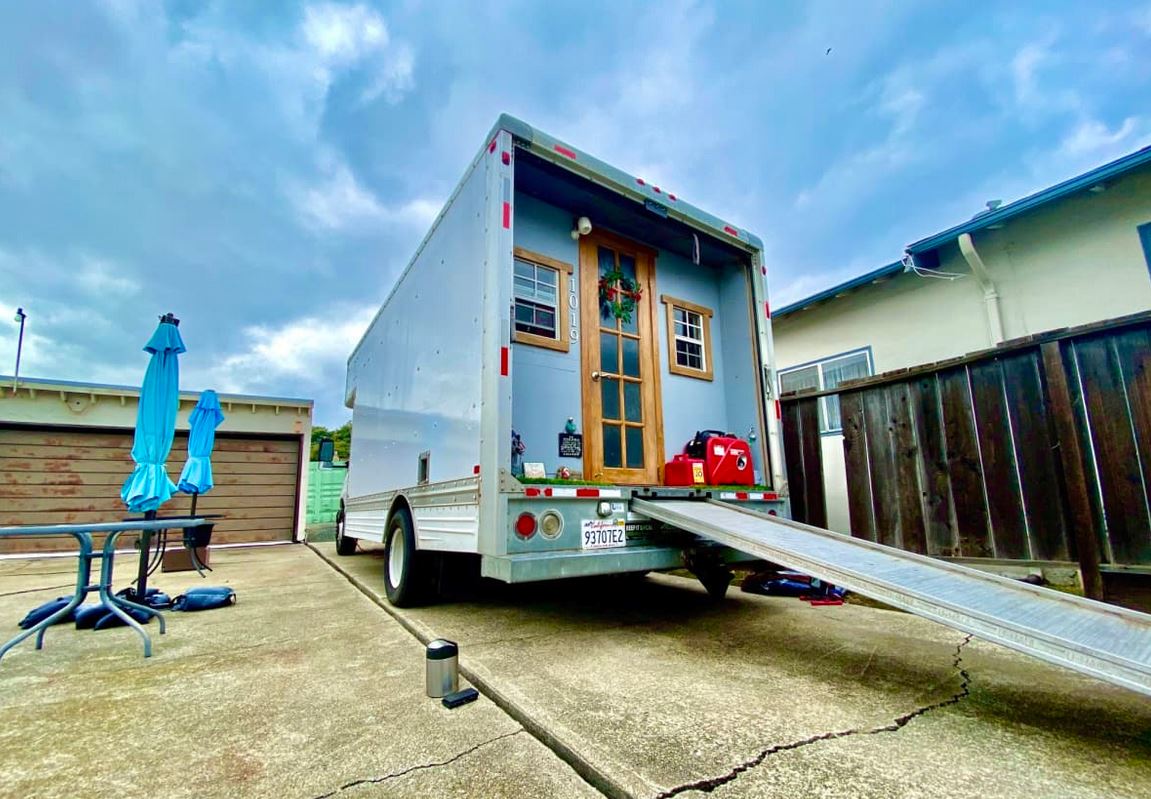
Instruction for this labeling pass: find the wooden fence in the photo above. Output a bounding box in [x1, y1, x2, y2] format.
[780, 311, 1151, 601]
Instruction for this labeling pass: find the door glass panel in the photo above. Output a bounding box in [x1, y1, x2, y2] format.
[622, 337, 640, 377]
[601, 378, 621, 420]
[619, 253, 636, 281]
[598, 246, 616, 277]
[603, 424, 622, 467]
[600, 332, 619, 373]
[625, 426, 644, 468]
[623, 381, 642, 422]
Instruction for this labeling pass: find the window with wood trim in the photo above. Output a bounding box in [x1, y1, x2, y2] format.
[513, 247, 573, 352]
[660, 294, 714, 380]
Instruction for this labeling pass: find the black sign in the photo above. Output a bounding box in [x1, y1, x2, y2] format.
[558, 433, 583, 458]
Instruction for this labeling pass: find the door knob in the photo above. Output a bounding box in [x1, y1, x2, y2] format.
[591, 371, 601, 381]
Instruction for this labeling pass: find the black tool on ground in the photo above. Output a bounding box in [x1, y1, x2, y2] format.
[441, 688, 479, 709]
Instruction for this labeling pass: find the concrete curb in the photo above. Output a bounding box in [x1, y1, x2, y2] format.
[306, 542, 636, 799]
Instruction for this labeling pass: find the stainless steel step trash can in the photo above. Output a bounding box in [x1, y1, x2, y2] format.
[426, 639, 459, 698]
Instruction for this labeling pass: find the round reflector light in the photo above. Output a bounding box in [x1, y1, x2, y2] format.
[539, 510, 564, 539]
[515, 512, 537, 539]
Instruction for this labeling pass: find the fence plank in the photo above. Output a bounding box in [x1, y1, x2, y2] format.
[861, 388, 900, 547]
[937, 368, 993, 557]
[1002, 352, 1069, 561]
[1111, 329, 1151, 565]
[889, 383, 927, 554]
[797, 397, 827, 529]
[910, 375, 955, 556]
[1076, 335, 1151, 565]
[781, 400, 810, 524]
[839, 392, 875, 541]
[969, 360, 1028, 559]
[1040, 341, 1104, 598]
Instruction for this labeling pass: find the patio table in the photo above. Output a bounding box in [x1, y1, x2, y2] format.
[0, 518, 207, 661]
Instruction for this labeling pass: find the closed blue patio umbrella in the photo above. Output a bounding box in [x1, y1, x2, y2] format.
[121, 314, 186, 514]
[178, 390, 225, 516]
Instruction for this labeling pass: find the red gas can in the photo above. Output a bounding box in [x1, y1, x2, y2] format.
[664, 454, 706, 486]
[702, 436, 754, 486]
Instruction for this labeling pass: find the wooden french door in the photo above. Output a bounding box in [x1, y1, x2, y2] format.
[579, 231, 664, 484]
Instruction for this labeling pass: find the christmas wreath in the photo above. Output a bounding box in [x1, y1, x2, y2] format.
[598, 269, 643, 323]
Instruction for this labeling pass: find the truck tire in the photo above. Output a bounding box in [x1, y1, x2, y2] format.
[334, 509, 356, 556]
[383, 508, 436, 607]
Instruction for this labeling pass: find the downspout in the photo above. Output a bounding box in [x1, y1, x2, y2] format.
[957, 232, 1005, 345]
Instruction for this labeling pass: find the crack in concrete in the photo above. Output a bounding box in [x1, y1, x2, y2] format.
[654, 635, 974, 798]
[310, 728, 525, 798]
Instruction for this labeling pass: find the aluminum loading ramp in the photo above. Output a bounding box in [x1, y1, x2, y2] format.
[631, 499, 1151, 697]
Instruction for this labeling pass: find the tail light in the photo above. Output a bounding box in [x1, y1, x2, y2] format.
[515, 512, 537, 539]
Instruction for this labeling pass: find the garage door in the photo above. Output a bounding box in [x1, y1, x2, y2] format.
[0, 426, 301, 554]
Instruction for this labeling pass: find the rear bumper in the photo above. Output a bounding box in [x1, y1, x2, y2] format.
[481, 544, 752, 583]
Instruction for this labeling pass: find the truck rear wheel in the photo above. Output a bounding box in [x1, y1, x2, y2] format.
[334, 509, 357, 556]
[383, 508, 436, 607]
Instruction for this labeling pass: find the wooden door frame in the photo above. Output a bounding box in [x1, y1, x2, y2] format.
[578, 229, 665, 485]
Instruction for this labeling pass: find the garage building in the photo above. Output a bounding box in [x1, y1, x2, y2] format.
[1, 377, 312, 554]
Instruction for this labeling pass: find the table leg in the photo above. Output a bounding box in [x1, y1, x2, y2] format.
[99, 530, 154, 657]
[0, 533, 92, 662]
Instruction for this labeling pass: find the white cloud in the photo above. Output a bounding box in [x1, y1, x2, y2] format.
[302, 3, 388, 63]
[77, 257, 140, 296]
[1057, 116, 1146, 159]
[291, 159, 440, 231]
[198, 305, 376, 393]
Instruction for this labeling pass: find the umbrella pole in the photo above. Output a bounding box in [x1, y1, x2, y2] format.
[190, 492, 198, 517]
[136, 509, 157, 601]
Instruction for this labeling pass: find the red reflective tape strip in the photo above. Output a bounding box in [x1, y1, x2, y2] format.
[501, 150, 510, 165]
[473, 464, 481, 475]
[764, 301, 771, 319]
[636, 177, 645, 186]
[524, 487, 540, 497]
[575, 488, 599, 498]
[735, 492, 748, 500]
[723, 225, 739, 237]
[502, 202, 510, 228]
[500, 346, 509, 376]
[653, 186, 661, 194]
[761, 266, 767, 275]
[668, 194, 677, 201]
[488, 139, 497, 153]
[775, 399, 781, 419]
[763, 492, 779, 501]
[544, 488, 553, 497]
[554, 144, 577, 159]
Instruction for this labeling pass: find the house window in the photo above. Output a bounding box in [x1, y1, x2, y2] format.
[779, 348, 873, 433]
[661, 295, 714, 381]
[513, 247, 573, 352]
[1140, 222, 1151, 278]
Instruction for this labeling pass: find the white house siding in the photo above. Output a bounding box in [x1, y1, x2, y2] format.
[773, 165, 1151, 535]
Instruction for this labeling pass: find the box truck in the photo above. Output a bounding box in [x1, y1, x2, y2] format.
[335, 114, 788, 605]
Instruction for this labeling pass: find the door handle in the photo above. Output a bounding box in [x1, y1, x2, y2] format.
[591, 371, 601, 382]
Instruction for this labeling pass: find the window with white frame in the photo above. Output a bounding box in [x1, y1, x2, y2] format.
[512, 248, 572, 352]
[661, 295, 714, 380]
[779, 349, 873, 433]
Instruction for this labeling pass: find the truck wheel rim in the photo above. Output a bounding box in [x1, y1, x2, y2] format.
[388, 527, 404, 590]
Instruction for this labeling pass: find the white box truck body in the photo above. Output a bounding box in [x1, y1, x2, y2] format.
[338, 114, 788, 605]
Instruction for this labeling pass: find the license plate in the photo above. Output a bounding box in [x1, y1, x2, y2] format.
[581, 519, 627, 550]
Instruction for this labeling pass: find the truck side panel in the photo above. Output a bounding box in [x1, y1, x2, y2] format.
[344, 150, 492, 515]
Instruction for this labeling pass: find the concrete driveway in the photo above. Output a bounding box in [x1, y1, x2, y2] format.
[0, 545, 598, 799]
[314, 541, 1151, 799]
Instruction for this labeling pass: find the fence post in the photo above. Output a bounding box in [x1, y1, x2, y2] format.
[1040, 341, 1104, 600]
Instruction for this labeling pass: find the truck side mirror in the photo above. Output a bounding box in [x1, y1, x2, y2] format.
[318, 438, 335, 464]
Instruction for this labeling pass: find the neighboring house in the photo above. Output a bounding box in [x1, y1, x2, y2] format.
[772, 146, 1151, 533]
[0, 376, 313, 553]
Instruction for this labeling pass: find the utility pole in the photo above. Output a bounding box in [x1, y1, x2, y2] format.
[12, 307, 26, 395]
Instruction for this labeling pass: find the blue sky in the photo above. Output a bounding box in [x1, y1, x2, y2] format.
[1, 0, 1149, 427]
